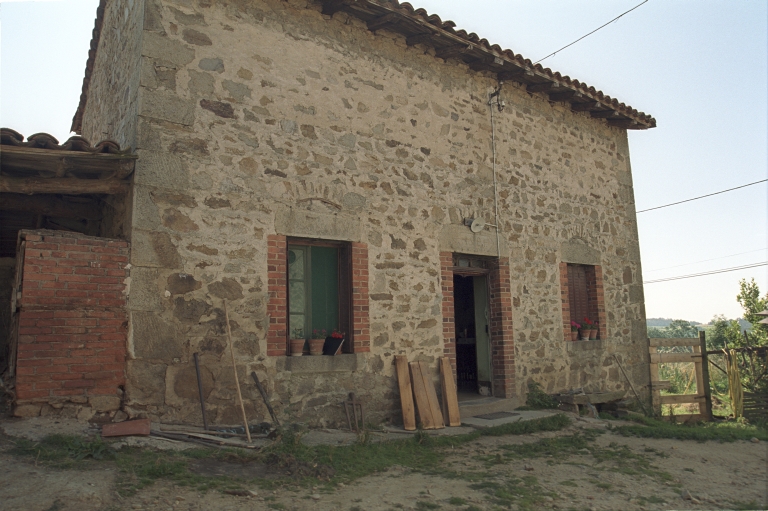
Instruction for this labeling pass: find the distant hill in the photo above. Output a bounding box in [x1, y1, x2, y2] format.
[646, 318, 703, 327]
[647, 317, 752, 331]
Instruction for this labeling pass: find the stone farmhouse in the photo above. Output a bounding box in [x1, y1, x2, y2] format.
[1, 0, 655, 426]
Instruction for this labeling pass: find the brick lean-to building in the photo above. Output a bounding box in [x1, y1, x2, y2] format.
[1, 0, 656, 425]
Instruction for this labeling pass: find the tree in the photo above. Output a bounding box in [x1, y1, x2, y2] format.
[736, 278, 768, 347]
[666, 319, 700, 338]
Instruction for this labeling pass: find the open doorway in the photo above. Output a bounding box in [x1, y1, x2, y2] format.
[453, 273, 492, 397]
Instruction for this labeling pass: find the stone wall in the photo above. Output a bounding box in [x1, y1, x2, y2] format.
[13, 231, 129, 419]
[83, 0, 649, 426]
[80, 0, 145, 151]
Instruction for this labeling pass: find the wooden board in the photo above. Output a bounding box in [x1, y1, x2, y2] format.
[659, 394, 705, 405]
[102, 418, 150, 438]
[409, 361, 444, 429]
[394, 356, 416, 431]
[409, 361, 437, 429]
[649, 338, 702, 347]
[650, 353, 701, 364]
[439, 357, 461, 427]
[649, 346, 660, 414]
[418, 361, 445, 429]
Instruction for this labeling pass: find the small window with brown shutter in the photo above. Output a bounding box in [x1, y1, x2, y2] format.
[565, 263, 601, 339]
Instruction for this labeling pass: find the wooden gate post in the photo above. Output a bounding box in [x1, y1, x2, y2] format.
[699, 331, 713, 419]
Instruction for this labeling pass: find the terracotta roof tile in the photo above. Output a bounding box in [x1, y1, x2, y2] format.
[1, 128, 128, 154]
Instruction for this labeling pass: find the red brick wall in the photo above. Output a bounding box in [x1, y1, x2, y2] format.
[14, 231, 129, 410]
[266, 236, 370, 355]
[440, 252, 456, 374]
[266, 235, 288, 356]
[351, 243, 370, 353]
[488, 257, 515, 398]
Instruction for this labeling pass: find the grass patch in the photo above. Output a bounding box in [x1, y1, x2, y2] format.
[497, 430, 600, 460]
[415, 501, 441, 510]
[448, 497, 467, 505]
[6, 415, 573, 497]
[613, 416, 768, 442]
[517, 381, 560, 410]
[469, 475, 556, 510]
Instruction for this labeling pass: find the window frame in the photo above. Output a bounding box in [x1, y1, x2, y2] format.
[286, 237, 353, 353]
[560, 262, 606, 341]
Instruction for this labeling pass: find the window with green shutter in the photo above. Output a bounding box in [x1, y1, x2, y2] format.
[287, 239, 351, 351]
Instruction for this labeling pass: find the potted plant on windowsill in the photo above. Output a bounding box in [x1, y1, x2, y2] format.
[590, 321, 599, 340]
[581, 317, 594, 340]
[570, 321, 580, 342]
[290, 328, 305, 356]
[309, 329, 327, 356]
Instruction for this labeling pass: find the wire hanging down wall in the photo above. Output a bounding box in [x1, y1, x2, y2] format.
[643, 262, 768, 284]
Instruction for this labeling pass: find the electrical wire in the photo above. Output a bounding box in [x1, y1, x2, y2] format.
[644, 247, 768, 273]
[534, 0, 649, 64]
[637, 179, 767, 213]
[643, 262, 768, 284]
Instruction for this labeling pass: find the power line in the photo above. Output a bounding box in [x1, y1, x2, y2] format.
[534, 0, 649, 65]
[637, 179, 767, 213]
[644, 247, 768, 273]
[643, 262, 768, 284]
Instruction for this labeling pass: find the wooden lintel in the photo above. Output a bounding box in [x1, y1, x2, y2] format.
[0, 176, 130, 195]
[1, 145, 136, 180]
[0, 193, 101, 220]
[526, 81, 558, 93]
[405, 31, 436, 47]
[607, 118, 638, 129]
[590, 109, 621, 119]
[571, 101, 598, 112]
[321, 0, 349, 15]
[367, 13, 398, 32]
[435, 43, 472, 59]
[548, 90, 577, 102]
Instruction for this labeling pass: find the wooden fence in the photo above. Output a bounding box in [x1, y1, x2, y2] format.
[648, 331, 712, 422]
[743, 392, 768, 422]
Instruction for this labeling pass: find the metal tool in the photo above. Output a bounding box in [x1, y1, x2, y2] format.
[251, 371, 280, 426]
[193, 352, 208, 430]
[343, 392, 364, 432]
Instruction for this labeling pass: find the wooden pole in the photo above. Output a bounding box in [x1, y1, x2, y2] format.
[699, 331, 713, 420]
[613, 354, 650, 416]
[224, 299, 251, 443]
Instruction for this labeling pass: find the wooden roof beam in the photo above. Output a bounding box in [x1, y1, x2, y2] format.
[406, 31, 437, 47]
[526, 81, 560, 93]
[590, 110, 622, 119]
[0, 193, 101, 220]
[435, 43, 473, 60]
[0, 176, 130, 195]
[367, 13, 398, 32]
[549, 90, 579, 102]
[571, 101, 599, 112]
[321, 0, 350, 16]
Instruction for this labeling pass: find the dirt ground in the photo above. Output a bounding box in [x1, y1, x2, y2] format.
[0, 416, 765, 511]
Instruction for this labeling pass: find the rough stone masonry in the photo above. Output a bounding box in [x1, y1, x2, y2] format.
[75, 0, 651, 427]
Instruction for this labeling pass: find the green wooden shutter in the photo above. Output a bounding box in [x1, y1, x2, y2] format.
[310, 246, 339, 334]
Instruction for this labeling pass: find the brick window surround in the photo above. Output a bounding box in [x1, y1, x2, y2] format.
[440, 252, 516, 398]
[266, 235, 369, 356]
[559, 262, 607, 340]
[13, 231, 129, 410]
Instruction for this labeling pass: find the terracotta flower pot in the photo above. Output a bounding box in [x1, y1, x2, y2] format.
[290, 338, 305, 356]
[589, 329, 598, 340]
[580, 329, 591, 341]
[309, 338, 325, 356]
[570, 331, 579, 341]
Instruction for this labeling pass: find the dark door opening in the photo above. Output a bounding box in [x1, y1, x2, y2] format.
[453, 274, 492, 396]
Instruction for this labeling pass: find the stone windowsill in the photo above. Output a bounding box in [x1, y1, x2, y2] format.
[566, 339, 605, 352]
[277, 353, 362, 373]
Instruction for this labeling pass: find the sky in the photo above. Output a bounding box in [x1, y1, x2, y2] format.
[1, 0, 767, 324]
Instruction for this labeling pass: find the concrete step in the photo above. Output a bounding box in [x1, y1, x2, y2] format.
[458, 396, 522, 419]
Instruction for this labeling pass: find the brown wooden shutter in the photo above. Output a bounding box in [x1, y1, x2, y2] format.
[567, 264, 589, 325]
